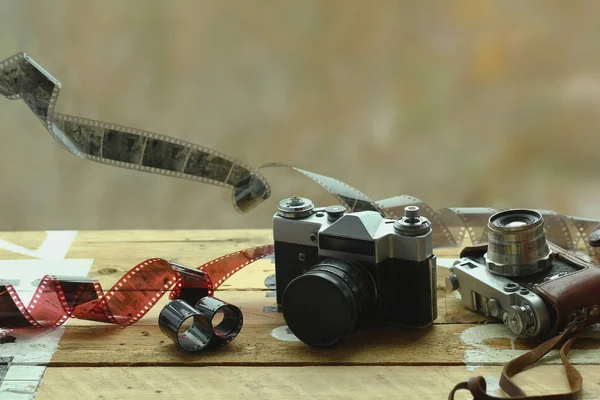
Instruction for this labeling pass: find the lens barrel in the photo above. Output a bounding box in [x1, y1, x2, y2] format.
[484, 209, 552, 277]
[281, 258, 376, 347]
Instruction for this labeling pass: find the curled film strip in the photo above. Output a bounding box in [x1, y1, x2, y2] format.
[2, 52, 598, 255]
[0, 245, 273, 351]
[0, 53, 382, 216]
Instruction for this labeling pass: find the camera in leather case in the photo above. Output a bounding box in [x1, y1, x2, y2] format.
[446, 209, 600, 338]
[272, 196, 437, 347]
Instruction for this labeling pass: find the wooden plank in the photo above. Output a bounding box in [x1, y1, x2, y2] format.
[2, 230, 598, 398]
[68, 291, 284, 327]
[0, 229, 516, 296]
[48, 322, 600, 366]
[0, 366, 45, 399]
[0, 231, 48, 248]
[63, 288, 486, 328]
[69, 229, 476, 257]
[48, 229, 483, 324]
[73, 229, 274, 244]
[35, 365, 600, 399]
[0, 231, 49, 260]
[50, 324, 469, 366]
[64, 229, 465, 291]
[67, 229, 276, 292]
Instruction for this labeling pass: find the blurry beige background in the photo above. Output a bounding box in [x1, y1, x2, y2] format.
[1, 0, 599, 231]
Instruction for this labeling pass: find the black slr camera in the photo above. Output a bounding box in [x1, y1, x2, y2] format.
[272, 196, 438, 347]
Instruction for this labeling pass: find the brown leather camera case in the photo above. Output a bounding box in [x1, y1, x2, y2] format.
[459, 242, 600, 337]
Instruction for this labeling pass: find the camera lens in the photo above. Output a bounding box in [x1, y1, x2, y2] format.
[281, 258, 376, 347]
[484, 209, 552, 277]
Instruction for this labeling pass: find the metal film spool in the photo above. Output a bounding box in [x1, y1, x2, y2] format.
[195, 296, 244, 347]
[158, 296, 243, 352]
[158, 299, 214, 352]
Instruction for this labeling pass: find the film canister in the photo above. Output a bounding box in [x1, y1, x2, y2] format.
[158, 296, 243, 352]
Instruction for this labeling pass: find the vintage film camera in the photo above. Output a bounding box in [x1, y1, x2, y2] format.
[272, 196, 437, 347]
[446, 209, 600, 338]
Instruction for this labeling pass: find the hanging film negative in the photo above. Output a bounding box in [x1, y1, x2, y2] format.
[0, 52, 385, 216]
[2, 52, 600, 346]
[2, 52, 599, 253]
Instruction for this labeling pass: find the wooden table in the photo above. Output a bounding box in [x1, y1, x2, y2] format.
[1, 230, 599, 399]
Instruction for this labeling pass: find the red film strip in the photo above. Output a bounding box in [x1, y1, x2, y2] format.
[0, 245, 274, 330]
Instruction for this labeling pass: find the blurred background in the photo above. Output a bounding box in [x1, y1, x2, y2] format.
[1, 0, 599, 232]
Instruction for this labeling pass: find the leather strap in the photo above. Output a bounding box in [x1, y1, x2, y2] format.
[448, 315, 586, 399]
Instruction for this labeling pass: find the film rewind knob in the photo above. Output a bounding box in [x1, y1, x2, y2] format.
[325, 205, 345, 222]
[506, 305, 534, 335]
[277, 197, 314, 219]
[393, 206, 432, 236]
[404, 206, 420, 219]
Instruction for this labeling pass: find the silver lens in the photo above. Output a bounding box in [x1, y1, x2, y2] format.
[484, 209, 551, 277]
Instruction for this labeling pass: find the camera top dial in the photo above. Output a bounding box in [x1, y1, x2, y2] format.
[277, 196, 315, 219]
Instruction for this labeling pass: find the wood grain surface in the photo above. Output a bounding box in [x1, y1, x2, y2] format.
[35, 366, 600, 400]
[1, 229, 598, 399]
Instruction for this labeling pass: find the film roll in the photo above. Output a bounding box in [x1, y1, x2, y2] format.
[159, 299, 212, 352]
[158, 297, 243, 352]
[0, 246, 273, 332]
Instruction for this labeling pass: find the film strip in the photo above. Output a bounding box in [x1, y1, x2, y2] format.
[0, 52, 382, 216]
[2, 52, 599, 256]
[0, 52, 271, 213]
[376, 197, 599, 256]
[0, 245, 274, 351]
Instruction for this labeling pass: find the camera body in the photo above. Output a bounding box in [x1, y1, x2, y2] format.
[273, 196, 437, 347]
[446, 209, 598, 338]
